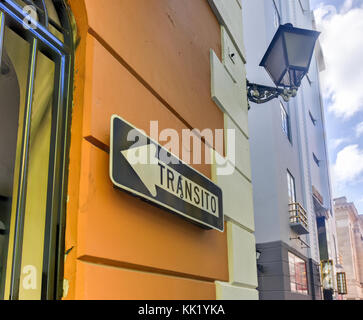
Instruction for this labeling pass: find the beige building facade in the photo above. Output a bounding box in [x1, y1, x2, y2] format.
[334, 197, 363, 300]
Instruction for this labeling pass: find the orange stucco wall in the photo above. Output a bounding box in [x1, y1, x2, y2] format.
[64, 0, 228, 300]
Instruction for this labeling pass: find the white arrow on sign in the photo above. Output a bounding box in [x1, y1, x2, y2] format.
[121, 144, 159, 197]
[121, 144, 219, 217]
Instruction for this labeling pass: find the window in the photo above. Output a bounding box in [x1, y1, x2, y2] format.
[288, 252, 308, 295]
[287, 171, 300, 225]
[337, 272, 347, 295]
[313, 153, 320, 167]
[0, 0, 73, 300]
[280, 102, 291, 141]
[287, 170, 296, 204]
[309, 110, 317, 125]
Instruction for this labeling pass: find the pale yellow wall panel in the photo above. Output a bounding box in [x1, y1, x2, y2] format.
[211, 150, 254, 232]
[210, 50, 249, 138]
[208, 0, 246, 60]
[216, 281, 258, 300]
[221, 26, 245, 85]
[227, 222, 258, 288]
[224, 114, 251, 181]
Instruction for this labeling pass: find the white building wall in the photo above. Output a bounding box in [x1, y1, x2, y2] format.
[243, 0, 312, 259]
[243, 0, 339, 298]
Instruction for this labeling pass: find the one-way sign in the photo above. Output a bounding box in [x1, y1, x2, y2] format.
[110, 115, 224, 232]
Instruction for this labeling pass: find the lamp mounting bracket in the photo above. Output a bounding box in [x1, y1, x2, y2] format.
[246, 80, 298, 107]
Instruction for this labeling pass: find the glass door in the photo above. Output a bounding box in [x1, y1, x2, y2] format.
[0, 0, 73, 300]
[0, 19, 31, 300]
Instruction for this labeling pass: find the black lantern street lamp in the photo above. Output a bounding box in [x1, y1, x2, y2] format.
[247, 23, 320, 105]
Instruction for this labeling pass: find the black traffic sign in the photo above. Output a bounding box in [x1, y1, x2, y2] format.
[110, 115, 224, 232]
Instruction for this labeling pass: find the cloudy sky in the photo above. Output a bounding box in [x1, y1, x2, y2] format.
[310, 0, 363, 212]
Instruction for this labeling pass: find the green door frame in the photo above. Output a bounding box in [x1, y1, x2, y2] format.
[0, 0, 74, 300]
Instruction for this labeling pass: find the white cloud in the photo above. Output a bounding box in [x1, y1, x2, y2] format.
[332, 145, 363, 186]
[314, 1, 363, 118]
[355, 121, 363, 137]
[330, 137, 349, 149]
[341, 0, 354, 13]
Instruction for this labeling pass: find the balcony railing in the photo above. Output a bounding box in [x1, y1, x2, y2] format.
[289, 202, 309, 235]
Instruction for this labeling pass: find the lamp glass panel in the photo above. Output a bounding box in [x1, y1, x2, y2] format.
[284, 32, 316, 69]
[263, 34, 288, 86]
[293, 69, 305, 87]
[280, 70, 292, 87]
